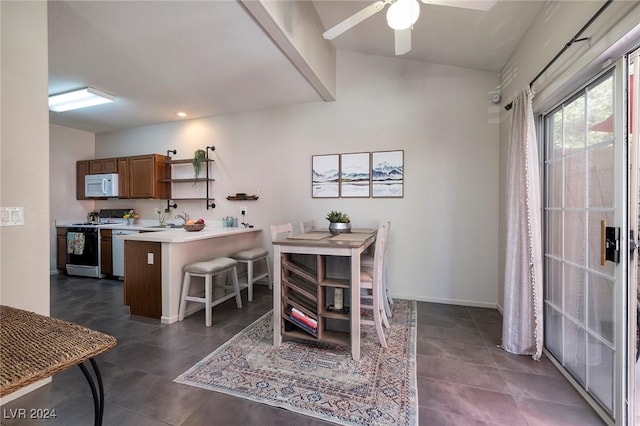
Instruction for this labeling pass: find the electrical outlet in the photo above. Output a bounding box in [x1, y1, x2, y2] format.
[147, 253, 154, 264]
[240, 206, 247, 216]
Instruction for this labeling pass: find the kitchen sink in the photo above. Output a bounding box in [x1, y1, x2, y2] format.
[147, 224, 183, 229]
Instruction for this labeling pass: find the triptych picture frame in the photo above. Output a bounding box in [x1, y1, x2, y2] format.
[311, 150, 404, 198]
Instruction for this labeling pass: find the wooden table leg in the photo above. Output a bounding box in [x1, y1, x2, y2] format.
[350, 247, 361, 361]
[273, 245, 282, 346]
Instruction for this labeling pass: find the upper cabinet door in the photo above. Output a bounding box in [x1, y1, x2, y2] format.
[89, 158, 118, 174]
[127, 154, 168, 199]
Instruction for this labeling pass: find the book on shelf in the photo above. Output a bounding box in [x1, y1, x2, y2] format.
[287, 315, 318, 336]
[290, 307, 318, 329]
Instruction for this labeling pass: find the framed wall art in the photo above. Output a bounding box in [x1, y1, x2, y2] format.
[340, 152, 370, 197]
[312, 154, 340, 198]
[372, 150, 404, 197]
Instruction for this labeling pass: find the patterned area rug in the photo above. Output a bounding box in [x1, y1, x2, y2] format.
[174, 299, 417, 425]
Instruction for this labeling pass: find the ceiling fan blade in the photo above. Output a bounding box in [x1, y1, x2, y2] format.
[420, 0, 497, 11]
[394, 28, 411, 56]
[322, 0, 387, 40]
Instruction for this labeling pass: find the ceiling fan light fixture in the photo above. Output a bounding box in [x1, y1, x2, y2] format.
[49, 87, 114, 112]
[386, 0, 420, 31]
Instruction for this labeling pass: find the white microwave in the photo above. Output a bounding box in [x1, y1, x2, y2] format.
[85, 173, 119, 197]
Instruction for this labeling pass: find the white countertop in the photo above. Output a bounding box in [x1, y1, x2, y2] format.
[55, 218, 261, 242]
[120, 225, 262, 243]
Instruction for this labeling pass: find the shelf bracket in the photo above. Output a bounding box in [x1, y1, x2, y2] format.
[167, 149, 177, 157]
[166, 201, 177, 211]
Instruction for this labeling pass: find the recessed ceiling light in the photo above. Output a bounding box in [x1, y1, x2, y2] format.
[176, 112, 187, 117]
[48, 87, 114, 112]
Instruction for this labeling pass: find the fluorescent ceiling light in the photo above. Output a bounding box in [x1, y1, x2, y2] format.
[49, 87, 115, 112]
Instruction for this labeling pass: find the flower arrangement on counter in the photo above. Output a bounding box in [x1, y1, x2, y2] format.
[123, 210, 139, 224]
[155, 207, 170, 226]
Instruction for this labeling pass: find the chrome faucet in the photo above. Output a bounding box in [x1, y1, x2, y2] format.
[175, 211, 190, 224]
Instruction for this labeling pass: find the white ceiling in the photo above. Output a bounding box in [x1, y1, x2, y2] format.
[47, 0, 544, 134]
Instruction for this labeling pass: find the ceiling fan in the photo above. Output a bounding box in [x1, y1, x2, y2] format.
[322, 0, 497, 56]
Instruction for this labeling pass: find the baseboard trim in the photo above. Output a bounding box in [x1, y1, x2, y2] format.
[393, 294, 498, 310]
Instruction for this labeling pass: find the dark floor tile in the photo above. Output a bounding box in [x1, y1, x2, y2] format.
[102, 404, 171, 426]
[107, 373, 210, 425]
[490, 347, 562, 377]
[500, 369, 591, 408]
[99, 341, 204, 379]
[467, 307, 503, 325]
[476, 322, 502, 347]
[416, 302, 472, 319]
[517, 397, 605, 426]
[181, 392, 302, 426]
[419, 407, 501, 425]
[417, 354, 506, 392]
[416, 311, 476, 329]
[416, 339, 498, 367]
[416, 377, 526, 426]
[417, 325, 486, 347]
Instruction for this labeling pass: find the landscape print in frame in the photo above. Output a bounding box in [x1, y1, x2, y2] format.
[340, 152, 371, 197]
[372, 150, 404, 197]
[312, 154, 340, 198]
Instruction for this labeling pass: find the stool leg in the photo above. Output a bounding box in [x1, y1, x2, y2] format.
[264, 255, 272, 290]
[205, 274, 212, 327]
[247, 260, 254, 302]
[178, 272, 191, 321]
[231, 267, 242, 308]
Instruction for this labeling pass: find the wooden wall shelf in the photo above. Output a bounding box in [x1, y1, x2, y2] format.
[226, 195, 259, 201]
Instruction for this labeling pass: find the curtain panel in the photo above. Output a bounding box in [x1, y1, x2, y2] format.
[502, 87, 543, 360]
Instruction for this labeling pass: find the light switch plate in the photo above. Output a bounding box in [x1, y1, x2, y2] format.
[0, 207, 24, 226]
[147, 253, 154, 264]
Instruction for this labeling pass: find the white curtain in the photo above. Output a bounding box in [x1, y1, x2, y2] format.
[502, 87, 543, 360]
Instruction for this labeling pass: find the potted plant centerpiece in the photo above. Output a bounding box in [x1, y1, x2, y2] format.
[326, 210, 351, 235]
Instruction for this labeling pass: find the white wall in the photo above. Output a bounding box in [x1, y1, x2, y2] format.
[49, 124, 95, 272]
[0, 1, 50, 312]
[95, 51, 500, 307]
[0, 0, 51, 403]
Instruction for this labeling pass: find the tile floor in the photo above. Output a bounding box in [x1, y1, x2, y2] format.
[0, 275, 605, 425]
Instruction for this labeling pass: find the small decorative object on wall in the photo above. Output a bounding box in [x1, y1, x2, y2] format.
[372, 150, 404, 197]
[340, 152, 370, 197]
[312, 154, 340, 198]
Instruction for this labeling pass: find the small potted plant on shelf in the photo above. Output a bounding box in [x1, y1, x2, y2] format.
[326, 210, 351, 235]
[123, 210, 139, 225]
[192, 149, 206, 180]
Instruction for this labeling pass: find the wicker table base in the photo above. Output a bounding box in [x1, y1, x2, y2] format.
[0, 305, 116, 425]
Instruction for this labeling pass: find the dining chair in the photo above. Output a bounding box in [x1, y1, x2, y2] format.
[270, 223, 293, 241]
[359, 223, 389, 348]
[362, 221, 393, 320]
[299, 219, 315, 234]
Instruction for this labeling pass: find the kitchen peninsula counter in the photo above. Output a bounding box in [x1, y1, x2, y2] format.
[121, 226, 264, 323]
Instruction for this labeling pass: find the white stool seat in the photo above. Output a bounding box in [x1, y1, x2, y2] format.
[178, 257, 242, 327]
[231, 247, 272, 302]
[185, 257, 238, 274]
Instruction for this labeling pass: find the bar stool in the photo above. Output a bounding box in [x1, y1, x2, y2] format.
[178, 257, 242, 327]
[230, 248, 272, 302]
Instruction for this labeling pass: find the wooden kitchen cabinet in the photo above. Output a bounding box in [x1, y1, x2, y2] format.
[124, 240, 162, 318]
[89, 158, 118, 174]
[125, 154, 169, 199]
[76, 160, 89, 200]
[117, 157, 130, 198]
[100, 229, 113, 276]
[56, 228, 67, 272]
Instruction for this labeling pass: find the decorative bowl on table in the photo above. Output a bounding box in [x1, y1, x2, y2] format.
[183, 223, 205, 232]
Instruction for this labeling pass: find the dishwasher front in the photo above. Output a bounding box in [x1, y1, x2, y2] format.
[112, 229, 139, 278]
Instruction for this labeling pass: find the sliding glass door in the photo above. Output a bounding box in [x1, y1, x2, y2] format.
[543, 61, 628, 422]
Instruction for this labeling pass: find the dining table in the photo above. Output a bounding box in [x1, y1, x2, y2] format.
[271, 228, 377, 361]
